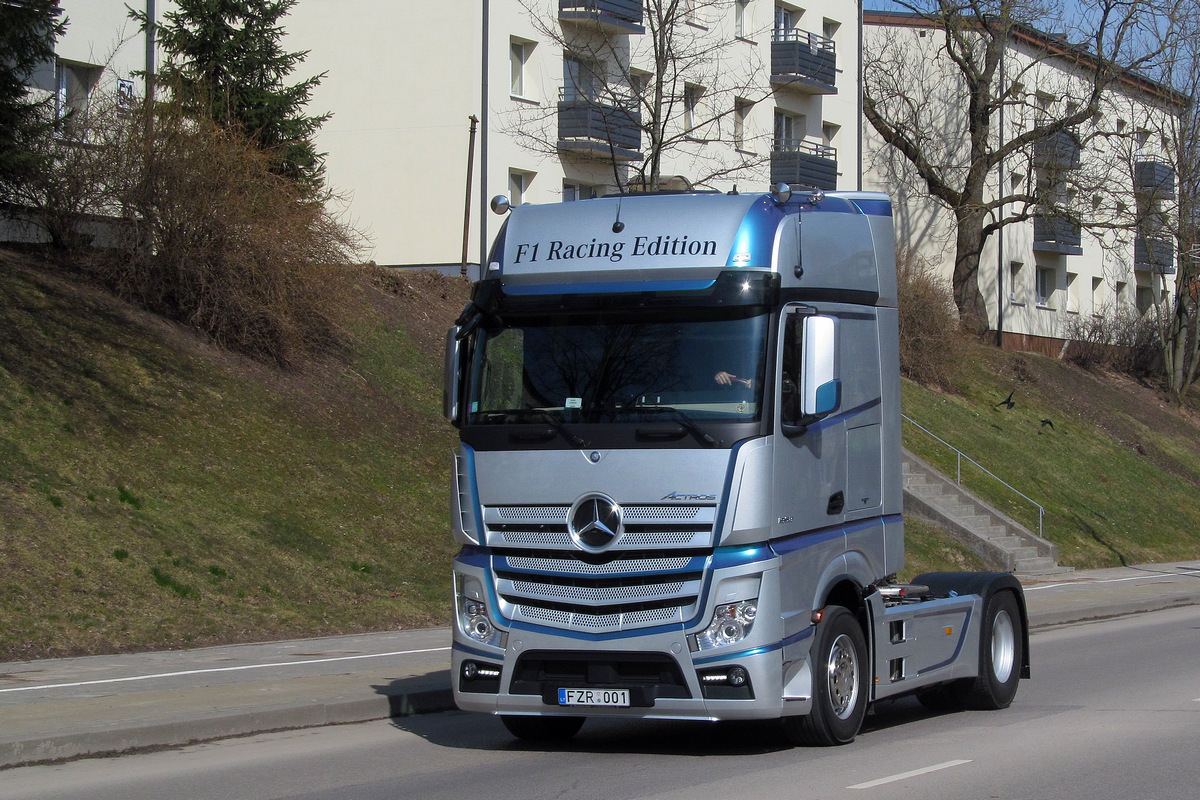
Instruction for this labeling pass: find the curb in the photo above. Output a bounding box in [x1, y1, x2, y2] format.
[1, 682, 455, 770]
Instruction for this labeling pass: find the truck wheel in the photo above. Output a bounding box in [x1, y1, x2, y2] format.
[958, 590, 1023, 710]
[782, 606, 869, 746]
[501, 714, 585, 742]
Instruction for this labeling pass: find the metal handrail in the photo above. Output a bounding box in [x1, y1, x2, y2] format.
[902, 413, 1045, 539]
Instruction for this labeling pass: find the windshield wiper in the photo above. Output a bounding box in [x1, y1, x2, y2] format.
[633, 406, 718, 447]
[478, 408, 585, 447]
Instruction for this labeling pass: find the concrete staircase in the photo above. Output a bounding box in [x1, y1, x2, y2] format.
[902, 450, 1073, 579]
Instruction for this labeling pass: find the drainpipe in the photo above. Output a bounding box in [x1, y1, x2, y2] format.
[996, 42, 1005, 348]
[857, 0, 863, 191]
[479, 0, 490, 274]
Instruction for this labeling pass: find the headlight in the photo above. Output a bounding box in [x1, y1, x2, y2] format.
[691, 599, 758, 651]
[454, 573, 507, 649]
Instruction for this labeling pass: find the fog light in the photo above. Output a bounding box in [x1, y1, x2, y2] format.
[728, 666, 748, 687]
[691, 599, 758, 651]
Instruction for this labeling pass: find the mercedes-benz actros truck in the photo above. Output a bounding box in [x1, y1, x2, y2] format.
[443, 186, 1029, 745]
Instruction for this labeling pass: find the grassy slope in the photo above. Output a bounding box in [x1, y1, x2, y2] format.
[0, 251, 468, 660]
[901, 346, 1200, 569]
[2, 249, 1198, 659]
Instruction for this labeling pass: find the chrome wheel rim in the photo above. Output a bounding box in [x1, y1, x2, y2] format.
[827, 633, 860, 719]
[991, 609, 1016, 683]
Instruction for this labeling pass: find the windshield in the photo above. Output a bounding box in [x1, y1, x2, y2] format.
[467, 308, 769, 425]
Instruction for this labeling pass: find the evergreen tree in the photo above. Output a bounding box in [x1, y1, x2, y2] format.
[0, 0, 67, 203]
[135, 0, 330, 187]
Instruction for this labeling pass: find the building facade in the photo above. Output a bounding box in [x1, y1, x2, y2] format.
[862, 11, 1184, 352]
[284, 0, 865, 269]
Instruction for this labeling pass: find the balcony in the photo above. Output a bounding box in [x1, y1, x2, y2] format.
[1135, 234, 1175, 274]
[1033, 214, 1083, 255]
[771, 139, 837, 190]
[558, 90, 643, 161]
[559, 0, 645, 34]
[1033, 131, 1081, 171]
[770, 30, 836, 95]
[1134, 159, 1176, 200]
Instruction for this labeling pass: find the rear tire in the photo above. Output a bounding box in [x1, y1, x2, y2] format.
[782, 606, 869, 746]
[957, 590, 1023, 709]
[501, 714, 585, 742]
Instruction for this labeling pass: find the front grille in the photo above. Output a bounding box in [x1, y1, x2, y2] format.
[484, 502, 716, 633]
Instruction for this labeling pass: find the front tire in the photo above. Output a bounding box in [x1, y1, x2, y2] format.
[501, 714, 585, 742]
[782, 606, 870, 746]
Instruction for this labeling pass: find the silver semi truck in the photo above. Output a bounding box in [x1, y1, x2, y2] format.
[443, 187, 1029, 745]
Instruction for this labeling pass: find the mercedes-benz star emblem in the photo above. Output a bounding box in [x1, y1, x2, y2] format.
[567, 493, 623, 552]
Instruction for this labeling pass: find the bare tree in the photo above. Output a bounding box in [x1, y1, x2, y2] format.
[506, 0, 771, 192]
[1137, 4, 1200, 399]
[863, 0, 1173, 332]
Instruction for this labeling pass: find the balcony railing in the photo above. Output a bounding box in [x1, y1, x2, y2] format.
[1135, 234, 1175, 274]
[1134, 159, 1176, 200]
[1033, 214, 1083, 255]
[771, 139, 837, 190]
[558, 88, 643, 161]
[770, 29, 836, 93]
[559, 0, 645, 34]
[1033, 131, 1081, 170]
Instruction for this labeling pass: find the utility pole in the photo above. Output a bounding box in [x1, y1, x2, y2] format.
[462, 115, 479, 278]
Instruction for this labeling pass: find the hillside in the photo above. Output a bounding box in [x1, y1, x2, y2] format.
[0, 249, 469, 660]
[2, 248, 1199, 661]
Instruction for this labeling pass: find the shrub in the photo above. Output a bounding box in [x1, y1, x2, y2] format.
[896, 247, 963, 389]
[1064, 305, 1165, 380]
[96, 98, 365, 366]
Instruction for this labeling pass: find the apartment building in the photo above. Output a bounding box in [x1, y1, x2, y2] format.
[286, 0, 864, 269]
[863, 11, 1184, 352]
[12, 1, 861, 269]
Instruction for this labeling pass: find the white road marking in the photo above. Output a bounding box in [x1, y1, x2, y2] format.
[1025, 567, 1200, 592]
[848, 759, 973, 790]
[0, 647, 451, 694]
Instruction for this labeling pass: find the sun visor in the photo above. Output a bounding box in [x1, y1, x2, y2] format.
[495, 194, 766, 289]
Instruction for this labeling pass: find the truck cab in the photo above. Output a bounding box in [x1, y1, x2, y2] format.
[444, 188, 1028, 745]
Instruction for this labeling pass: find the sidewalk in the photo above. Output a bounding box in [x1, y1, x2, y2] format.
[2, 562, 1199, 769]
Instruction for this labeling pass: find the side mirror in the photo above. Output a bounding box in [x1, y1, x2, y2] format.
[780, 313, 839, 438]
[801, 315, 840, 417]
[444, 326, 463, 424]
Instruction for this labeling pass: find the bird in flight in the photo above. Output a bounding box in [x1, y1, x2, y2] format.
[995, 391, 1015, 410]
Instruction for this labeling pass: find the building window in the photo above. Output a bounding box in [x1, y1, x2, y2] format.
[774, 5, 795, 38]
[822, 18, 840, 41]
[683, 83, 704, 136]
[510, 39, 532, 99]
[1136, 285, 1154, 315]
[1066, 272, 1078, 313]
[509, 170, 534, 205]
[734, 98, 752, 150]
[822, 122, 839, 148]
[1036, 266, 1055, 307]
[1009, 261, 1023, 303]
[562, 181, 597, 202]
[1115, 281, 1127, 311]
[55, 60, 100, 120]
[564, 56, 598, 102]
[774, 109, 804, 149]
[1091, 277, 1104, 316]
[735, 0, 750, 38]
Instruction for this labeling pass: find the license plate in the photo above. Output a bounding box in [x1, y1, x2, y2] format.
[558, 688, 630, 707]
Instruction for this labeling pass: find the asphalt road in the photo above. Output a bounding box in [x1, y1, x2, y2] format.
[5, 604, 1198, 800]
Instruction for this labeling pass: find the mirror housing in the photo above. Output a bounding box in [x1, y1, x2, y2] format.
[444, 326, 463, 425]
[781, 313, 839, 438]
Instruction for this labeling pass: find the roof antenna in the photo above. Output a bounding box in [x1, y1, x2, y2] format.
[612, 197, 625, 233]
